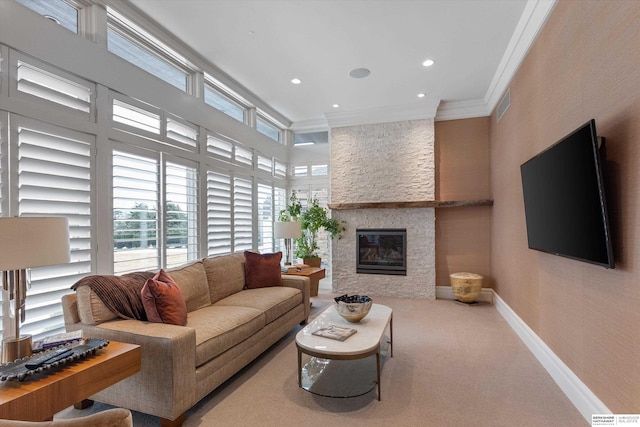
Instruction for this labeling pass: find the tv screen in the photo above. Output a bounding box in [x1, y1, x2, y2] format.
[520, 119, 614, 268]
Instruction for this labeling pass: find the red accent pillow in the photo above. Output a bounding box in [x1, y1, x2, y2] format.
[244, 251, 283, 289]
[141, 269, 188, 326]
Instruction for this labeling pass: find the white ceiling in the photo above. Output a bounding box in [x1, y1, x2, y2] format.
[127, 0, 555, 130]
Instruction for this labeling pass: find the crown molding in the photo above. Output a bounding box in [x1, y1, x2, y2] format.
[290, 0, 557, 128]
[289, 117, 329, 133]
[324, 100, 440, 128]
[483, 0, 557, 115]
[435, 99, 490, 121]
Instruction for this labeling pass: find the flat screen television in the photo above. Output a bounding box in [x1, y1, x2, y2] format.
[520, 119, 614, 268]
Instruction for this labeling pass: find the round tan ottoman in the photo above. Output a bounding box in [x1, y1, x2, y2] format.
[449, 272, 483, 303]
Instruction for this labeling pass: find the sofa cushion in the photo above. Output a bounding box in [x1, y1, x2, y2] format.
[167, 261, 211, 312]
[187, 305, 265, 367]
[214, 287, 303, 324]
[244, 251, 282, 289]
[141, 269, 188, 326]
[203, 253, 246, 303]
[75, 285, 119, 325]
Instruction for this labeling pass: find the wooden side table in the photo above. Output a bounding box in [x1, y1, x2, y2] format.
[284, 267, 326, 297]
[0, 341, 140, 422]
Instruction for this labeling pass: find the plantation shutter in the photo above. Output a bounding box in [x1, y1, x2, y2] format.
[165, 161, 199, 268]
[16, 60, 93, 114]
[257, 183, 273, 253]
[16, 119, 93, 340]
[113, 150, 160, 274]
[273, 186, 286, 254]
[206, 171, 232, 255]
[233, 176, 253, 251]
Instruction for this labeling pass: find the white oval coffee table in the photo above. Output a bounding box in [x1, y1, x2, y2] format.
[295, 303, 393, 400]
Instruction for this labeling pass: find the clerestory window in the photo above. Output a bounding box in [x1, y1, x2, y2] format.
[107, 8, 191, 93]
[15, 0, 80, 34]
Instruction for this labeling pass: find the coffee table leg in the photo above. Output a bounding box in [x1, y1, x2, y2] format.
[376, 351, 381, 401]
[390, 316, 393, 358]
[297, 347, 302, 387]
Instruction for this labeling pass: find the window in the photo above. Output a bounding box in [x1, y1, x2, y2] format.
[15, 56, 94, 115]
[256, 115, 281, 142]
[294, 131, 328, 146]
[112, 97, 161, 135]
[312, 164, 328, 176]
[15, 0, 79, 34]
[274, 160, 287, 178]
[113, 150, 159, 274]
[107, 10, 190, 92]
[165, 161, 199, 268]
[257, 183, 273, 253]
[233, 176, 253, 251]
[234, 146, 253, 167]
[206, 171, 232, 256]
[257, 155, 273, 173]
[14, 117, 93, 340]
[166, 115, 198, 148]
[206, 134, 233, 160]
[204, 84, 246, 123]
[273, 186, 286, 253]
[3, 9, 305, 343]
[294, 165, 308, 177]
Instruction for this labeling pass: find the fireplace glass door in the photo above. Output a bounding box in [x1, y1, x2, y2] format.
[356, 229, 407, 275]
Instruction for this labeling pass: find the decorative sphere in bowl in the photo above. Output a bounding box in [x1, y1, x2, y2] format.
[334, 294, 373, 323]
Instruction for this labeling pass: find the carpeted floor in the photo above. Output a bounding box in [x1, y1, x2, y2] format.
[56, 282, 588, 426]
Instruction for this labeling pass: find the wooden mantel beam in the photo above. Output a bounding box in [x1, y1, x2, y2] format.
[327, 199, 493, 210]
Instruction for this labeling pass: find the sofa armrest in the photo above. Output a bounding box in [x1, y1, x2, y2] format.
[281, 275, 310, 320]
[64, 315, 196, 421]
[62, 293, 81, 327]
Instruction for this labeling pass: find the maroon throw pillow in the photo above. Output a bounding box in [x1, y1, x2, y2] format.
[244, 251, 283, 289]
[141, 269, 188, 326]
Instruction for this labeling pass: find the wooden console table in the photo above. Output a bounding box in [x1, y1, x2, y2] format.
[0, 341, 140, 422]
[284, 268, 325, 297]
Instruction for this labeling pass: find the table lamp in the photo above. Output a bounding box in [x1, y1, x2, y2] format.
[0, 217, 70, 363]
[274, 221, 302, 265]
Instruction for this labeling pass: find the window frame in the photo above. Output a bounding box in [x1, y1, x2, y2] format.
[256, 113, 282, 143]
[106, 8, 194, 93]
[204, 81, 248, 124]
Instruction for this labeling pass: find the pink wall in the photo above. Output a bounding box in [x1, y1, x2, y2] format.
[490, 0, 640, 412]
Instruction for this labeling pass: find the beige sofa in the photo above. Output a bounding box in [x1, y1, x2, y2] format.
[61, 252, 310, 427]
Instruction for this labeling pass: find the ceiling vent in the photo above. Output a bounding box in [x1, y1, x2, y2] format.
[497, 89, 510, 122]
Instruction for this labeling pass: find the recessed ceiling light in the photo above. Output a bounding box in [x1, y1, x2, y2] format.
[422, 59, 435, 67]
[332, 104, 340, 108]
[349, 68, 371, 79]
[291, 78, 302, 85]
[417, 93, 426, 98]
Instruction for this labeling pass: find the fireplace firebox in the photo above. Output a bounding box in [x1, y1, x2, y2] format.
[356, 228, 407, 275]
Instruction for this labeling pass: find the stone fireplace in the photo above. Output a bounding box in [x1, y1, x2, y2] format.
[329, 118, 436, 299]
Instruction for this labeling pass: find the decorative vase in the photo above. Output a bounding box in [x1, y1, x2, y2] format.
[449, 272, 483, 303]
[303, 257, 321, 268]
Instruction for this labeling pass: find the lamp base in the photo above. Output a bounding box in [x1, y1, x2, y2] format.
[2, 335, 33, 364]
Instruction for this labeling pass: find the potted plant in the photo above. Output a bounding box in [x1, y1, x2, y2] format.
[279, 193, 345, 267]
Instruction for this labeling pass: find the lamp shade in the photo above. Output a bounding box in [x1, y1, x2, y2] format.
[274, 221, 302, 239]
[0, 217, 70, 270]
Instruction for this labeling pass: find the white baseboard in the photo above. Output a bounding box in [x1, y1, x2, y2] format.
[492, 291, 610, 423]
